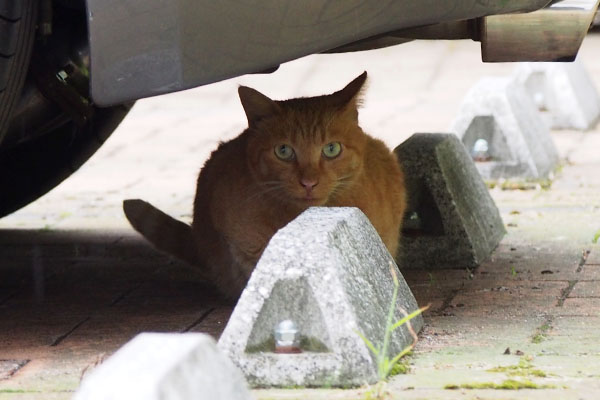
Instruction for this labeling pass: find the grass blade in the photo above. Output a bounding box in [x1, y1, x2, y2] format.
[355, 330, 379, 357]
[390, 305, 429, 332]
[384, 344, 415, 377]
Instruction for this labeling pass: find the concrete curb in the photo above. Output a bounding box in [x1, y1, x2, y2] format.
[450, 77, 559, 179]
[513, 59, 600, 131]
[218, 207, 423, 387]
[74, 333, 252, 400]
[395, 133, 505, 270]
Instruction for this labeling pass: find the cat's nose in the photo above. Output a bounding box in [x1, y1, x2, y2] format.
[300, 178, 319, 192]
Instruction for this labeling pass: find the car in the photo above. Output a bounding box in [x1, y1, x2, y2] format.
[1, 0, 598, 217]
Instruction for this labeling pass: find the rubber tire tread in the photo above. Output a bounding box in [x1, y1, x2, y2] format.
[0, 1, 23, 21]
[0, 0, 36, 144]
[0, 104, 132, 217]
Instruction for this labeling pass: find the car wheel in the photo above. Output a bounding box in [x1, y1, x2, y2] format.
[0, 1, 132, 218]
[0, 0, 37, 144]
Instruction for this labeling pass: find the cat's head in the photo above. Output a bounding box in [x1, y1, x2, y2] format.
[240, 72, 368, 207]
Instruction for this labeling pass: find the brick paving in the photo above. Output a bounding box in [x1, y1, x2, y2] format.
[1, 35, 600, 399]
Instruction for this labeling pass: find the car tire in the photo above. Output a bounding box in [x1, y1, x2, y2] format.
[0, 0, 37, 144]
[0, 104, 132, 218]
[0, 1, 132, 218]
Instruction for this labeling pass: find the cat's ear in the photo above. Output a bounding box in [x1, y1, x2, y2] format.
[328, 71, 367, 119]
[238, 86, 281, 126]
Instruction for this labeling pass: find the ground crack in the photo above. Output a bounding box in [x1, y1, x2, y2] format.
[180, 308, 216, 333]
[109, 283, 141, 306]
[575, 249, 590, 273]
[50, 317, 91, 346]
[434, 287, 463, 316]
[557, 281, 577, 307]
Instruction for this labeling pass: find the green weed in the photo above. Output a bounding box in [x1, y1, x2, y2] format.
[487, 357, 547, 378]
[356, 263, 428, 381]
[531, 320, 552, 344]
[486, 179, 552, 191]
[427, 272, 435, 287]
[532, 334, 546, 344]
[389, 355, 411, 376]
[0, 389, 40, 393]
[357, 263, 429, 399]
[445, 379, 555, 390]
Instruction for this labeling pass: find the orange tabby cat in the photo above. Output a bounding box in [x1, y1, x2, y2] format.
[124, 72, 406, 299]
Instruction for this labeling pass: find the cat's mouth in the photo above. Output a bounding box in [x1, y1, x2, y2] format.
[296, 195, 324, 206]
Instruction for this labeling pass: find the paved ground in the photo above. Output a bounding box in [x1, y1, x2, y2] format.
[1, 34, 600, 399]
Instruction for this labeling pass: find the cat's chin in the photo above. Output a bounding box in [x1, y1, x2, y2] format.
[294, 197, 325, 207]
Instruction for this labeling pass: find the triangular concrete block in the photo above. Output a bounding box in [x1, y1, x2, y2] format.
[513, 58, 600, 131]
[395, 133, 505, 269]
[218, 207, 423, 387]
[74, 333, 252, 400]
[451, 77, 559, 179]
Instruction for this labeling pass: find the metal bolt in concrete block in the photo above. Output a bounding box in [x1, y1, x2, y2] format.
[218, 207, 423, 388]
[74, 333, 252, 400]
[513, 59, 600, 131]
[451, 77, 559, 179]
[394, 133, 505, 270]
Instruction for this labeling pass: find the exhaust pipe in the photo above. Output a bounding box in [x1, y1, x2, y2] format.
[481, 0, 600, 62]
[390, 0, 599, 62]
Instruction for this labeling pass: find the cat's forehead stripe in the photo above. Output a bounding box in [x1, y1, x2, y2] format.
[285, 109, 331, 143]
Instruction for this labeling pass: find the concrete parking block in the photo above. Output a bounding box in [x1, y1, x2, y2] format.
[74, 333, 252, 400]
[450, 77, 559, 179]
[513, 59, 600, 130]
[218, 207, 423, 387]
[394, 133, 505, 270]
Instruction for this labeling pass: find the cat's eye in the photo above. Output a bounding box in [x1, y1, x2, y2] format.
[322, 142, 342, 159]
[274, 144, 295, 161]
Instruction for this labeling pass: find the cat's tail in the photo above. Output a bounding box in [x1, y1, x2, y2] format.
[123, 199, 199, 266]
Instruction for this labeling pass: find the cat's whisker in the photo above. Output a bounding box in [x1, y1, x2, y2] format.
[331, 175, 354, 194]
[244, 188, 280, 202]
[327, 176, 358, 202]
[337, 174, 355, 183]
[242, 183, 288, 204]
[259, 181, 284, 186]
